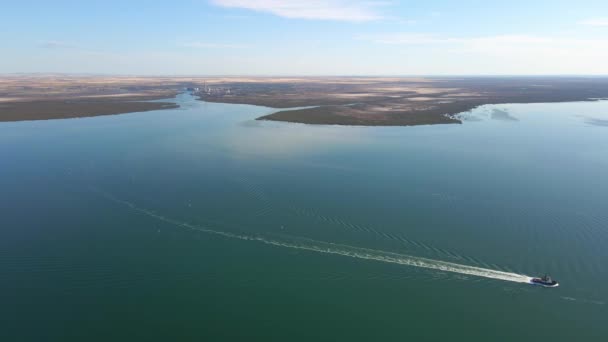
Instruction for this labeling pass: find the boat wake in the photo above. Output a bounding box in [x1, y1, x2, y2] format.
[92, 187, 532, 285]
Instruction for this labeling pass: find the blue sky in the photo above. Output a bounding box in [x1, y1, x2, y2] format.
[2, 0, 608, 75]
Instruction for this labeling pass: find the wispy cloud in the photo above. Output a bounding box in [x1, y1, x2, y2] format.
[579, 18, 608, 27]
[357, 33, 608, 68]
[180, 42, 248, 48]
[210, 0, 386, 22]
[357, 33, 555, 45]
[38, 40, 77, 49]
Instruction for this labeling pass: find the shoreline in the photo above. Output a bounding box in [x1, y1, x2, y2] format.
[0, 98, 179, 122]
[4, 76, 608, 125]
[197, 76, 608, 126]
[253, 97, 606, 127]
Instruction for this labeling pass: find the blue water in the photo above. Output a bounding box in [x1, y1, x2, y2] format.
[1, 94, 607, 340]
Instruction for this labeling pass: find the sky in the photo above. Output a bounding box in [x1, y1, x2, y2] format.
[2, 0, 608, 75]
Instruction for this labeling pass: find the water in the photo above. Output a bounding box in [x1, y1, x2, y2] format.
[1, 94, 607, 340]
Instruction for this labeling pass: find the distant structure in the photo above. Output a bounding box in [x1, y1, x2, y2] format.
[200, 80, 231, 96]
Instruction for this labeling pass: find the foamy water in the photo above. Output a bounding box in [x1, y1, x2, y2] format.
[93, 188, 532, 285]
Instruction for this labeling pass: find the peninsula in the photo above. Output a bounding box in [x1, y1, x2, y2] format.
[0, 75, 182, 122]
[197, 76, 608, 126]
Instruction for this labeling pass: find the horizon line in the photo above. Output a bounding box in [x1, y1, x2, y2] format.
[3, 72, 608, 78]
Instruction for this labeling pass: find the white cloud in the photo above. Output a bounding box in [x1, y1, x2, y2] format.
[358, 33, 608, 59]
[181, 42, 248, 48]
[355, 33, 608, 74]
[13, 32, 608, 75]
[210, 0, 385, 22]
[579, 18, 608, 27]
[357, 33, 453, 44]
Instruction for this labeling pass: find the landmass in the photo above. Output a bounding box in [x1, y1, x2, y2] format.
[196, 76, 608, 126]
[0, 75, 184, 122]
[3, 75, 608, 125]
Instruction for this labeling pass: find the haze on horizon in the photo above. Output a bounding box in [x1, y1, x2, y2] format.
[2, 0, 608, 75]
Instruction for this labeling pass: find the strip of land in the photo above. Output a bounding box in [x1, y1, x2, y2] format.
[0, 75, 185, 122]
[0, 100, 178, 122]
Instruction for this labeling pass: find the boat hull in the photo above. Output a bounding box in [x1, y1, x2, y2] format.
[530, 278, 559, 288]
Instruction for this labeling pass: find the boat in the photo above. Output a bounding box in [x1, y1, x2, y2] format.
[530, 275, 559, 288]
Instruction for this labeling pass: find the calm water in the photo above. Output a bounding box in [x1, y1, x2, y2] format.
[1, 94, 607, 341]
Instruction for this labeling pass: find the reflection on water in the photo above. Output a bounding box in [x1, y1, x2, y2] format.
[491, 108, 518, 121]
[223, 119, 368, 157]
[585, 117, 608, 127]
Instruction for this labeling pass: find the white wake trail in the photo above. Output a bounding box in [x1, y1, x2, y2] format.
[94, 188, 532, 284]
